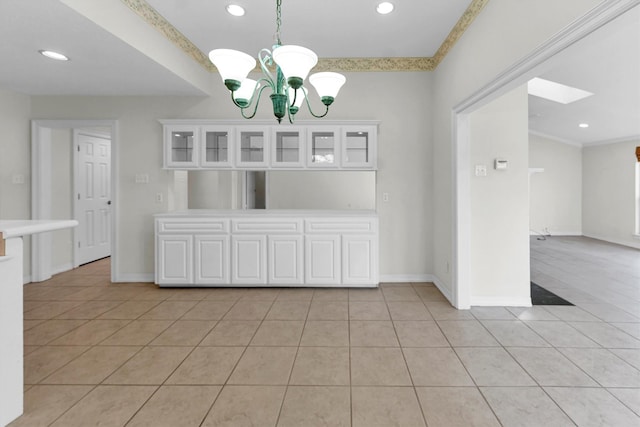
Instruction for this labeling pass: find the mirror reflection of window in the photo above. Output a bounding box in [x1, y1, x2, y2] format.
[311, 132, 335, 164]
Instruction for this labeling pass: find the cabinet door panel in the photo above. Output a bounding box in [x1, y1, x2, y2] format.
[164, 125, 199, 168]
[231, 235, 267, 284]
[157, 235, 193, 284]
[342, 235, 377, 285]
[195, 235, 229, 284]
[268, 235, 303, 284]
[201, 126, 234, 168]
[305, 235, 340, 285]
[341, 126, 377, 169]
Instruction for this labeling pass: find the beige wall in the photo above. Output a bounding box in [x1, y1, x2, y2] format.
[29, 71, 433, 280]
[0, 88, 32, 277]
[470, 86, 530, 305]
[431, 0, 601, 302]
[50, 128, 74, 271]
[583, 139, 640, 249]
[529, 134, 582, 235]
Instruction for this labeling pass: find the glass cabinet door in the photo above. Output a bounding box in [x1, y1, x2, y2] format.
[271, 127, 305, 167]
[165, 125, 199, 168]
[307, 127, 339, 167]
[341, 126, 377, 168]
[236, 127, 268, 168]
[201, 126, 233, 167]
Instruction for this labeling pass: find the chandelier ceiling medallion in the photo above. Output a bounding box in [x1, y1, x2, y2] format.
[209, 0, 346, 124]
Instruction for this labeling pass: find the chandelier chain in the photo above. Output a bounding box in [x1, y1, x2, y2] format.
[275, 0, 282, 45]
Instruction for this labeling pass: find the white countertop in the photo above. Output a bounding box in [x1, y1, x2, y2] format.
[155, 209, 378, 218]
[0, 220, 79, 238]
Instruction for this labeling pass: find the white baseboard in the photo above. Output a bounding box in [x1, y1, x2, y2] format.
[52, 262, 74, 276]
[530, 231, 582, 236]
[114, 273, 154, 283]
[470, 296, 532, 307]
[582, 233, 640, 250]
[22, 275, 32, 285]
[379, 274, 433, 283]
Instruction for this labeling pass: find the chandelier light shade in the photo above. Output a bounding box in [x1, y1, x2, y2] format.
[209, 0, 346, 123]
[272, 45, 318, 89]
[208, 49, 256, 91]
[309, 72, 347, 104]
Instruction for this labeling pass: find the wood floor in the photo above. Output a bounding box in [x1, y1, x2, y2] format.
[531, 235, 640, 320]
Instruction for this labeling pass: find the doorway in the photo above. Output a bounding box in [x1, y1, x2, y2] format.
[74, 131, 112, 265]
[31, 120, 118, 283]
[452, 2, 636, 309]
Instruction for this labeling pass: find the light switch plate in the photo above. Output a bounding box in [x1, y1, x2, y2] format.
[475, 165, 487, 177]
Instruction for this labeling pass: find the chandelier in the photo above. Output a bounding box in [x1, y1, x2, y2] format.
[209, 0, 346, 124]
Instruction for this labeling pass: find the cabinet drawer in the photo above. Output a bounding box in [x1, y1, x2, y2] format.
[157, 219, 229, 234]
[305, 218, 377, 234]
[232, 219, 302, 234]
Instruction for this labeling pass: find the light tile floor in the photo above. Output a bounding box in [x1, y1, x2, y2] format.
[10, 236, 640, 426]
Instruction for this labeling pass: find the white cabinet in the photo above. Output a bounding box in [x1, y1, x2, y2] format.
[157, 234, 193, 284]
[307, 127, 340, 168]
[231, 235, 267, 285]
[194, 235, 229, 284]
[271, 127, 305, 168]
[342, 234, 377, 285]
[164, 125, 199, 168]
[201, 126, 233, 168]
[236, 127, 269, 168]
[155, 211, 378, 287]
[341, 126, 377, 169]
[269, 235, 303, 284]
[304, 235, 341, 285]
[161, 120, 378, 170]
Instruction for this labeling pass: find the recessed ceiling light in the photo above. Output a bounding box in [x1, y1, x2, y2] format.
[579, 123, 589, 128]
[376, 2, 394, 15]
[39, 50, 69, 61]
[527, 77, 593, 104]
[226, 4, 245, 17]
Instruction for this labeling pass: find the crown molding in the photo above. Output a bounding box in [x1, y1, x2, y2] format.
[528, 130, 583, 148]
[432, 0, 489, 66]
[121, 0, 487, 73]
[121, 0, 215, 72]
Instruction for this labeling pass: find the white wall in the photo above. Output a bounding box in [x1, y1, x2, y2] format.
[470, 86, 531, 306]
[583, 139, 640, 249]
[28, 71, 433, 281]
[0, 88, 32, 277]
[50, 128, 74, 272]
[529, 133, 582, 236]
[431, 0, 601, 304]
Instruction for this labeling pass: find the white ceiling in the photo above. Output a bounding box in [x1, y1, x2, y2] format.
[0, 0, 637, 145]
[528, 5, 640, 145]
[145, 0, 472, 58]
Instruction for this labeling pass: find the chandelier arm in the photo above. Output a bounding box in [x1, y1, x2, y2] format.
[258, 49, 277, 84]
[237, 84, 272, 120]
[301, 87, 331, 118]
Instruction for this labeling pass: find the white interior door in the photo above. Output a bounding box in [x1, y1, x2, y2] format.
[75, 132, 111, 265]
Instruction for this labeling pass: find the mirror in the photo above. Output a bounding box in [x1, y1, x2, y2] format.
[180, 170, 376, 210]
[268, 171, 375, 210]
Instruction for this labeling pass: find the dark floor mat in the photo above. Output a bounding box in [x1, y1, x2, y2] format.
[531, 282, 574, 305]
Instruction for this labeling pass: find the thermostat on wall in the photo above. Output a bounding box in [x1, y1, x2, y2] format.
[494, 158, 508, 170]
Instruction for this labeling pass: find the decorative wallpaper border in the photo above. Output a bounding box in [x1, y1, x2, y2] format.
[121, 0, 488, 72]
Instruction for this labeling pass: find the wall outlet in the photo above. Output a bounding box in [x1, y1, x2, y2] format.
[475, 164, 487, 177]
[11, 174, 25, 184]
[135, 173, 149, 184]
[156, 192, 163, 203]
[382, 192, 389, 202]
